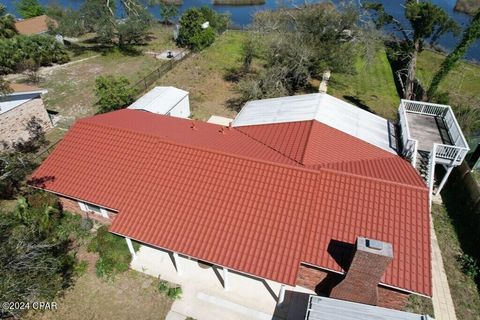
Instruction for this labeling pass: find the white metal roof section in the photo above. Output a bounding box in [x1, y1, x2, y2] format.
[128, 86, 188, 114]
[0, 92, 45, 115]
[207, 115, 233, 126]
[232, 93, 396, 154]
[305, 296, 433, 320]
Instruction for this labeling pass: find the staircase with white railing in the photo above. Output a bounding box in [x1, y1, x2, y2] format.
[398, 100, 469, 203]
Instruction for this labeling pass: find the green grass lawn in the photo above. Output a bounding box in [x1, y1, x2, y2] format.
[432, 203, 480, 320]
[328, 47, 400, 120]
[417, 49, 480, 106]
[157, 30, 247, 120]
[36, 25, 177, 128]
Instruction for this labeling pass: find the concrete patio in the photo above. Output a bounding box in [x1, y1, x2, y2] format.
[131, 244, 314, 320]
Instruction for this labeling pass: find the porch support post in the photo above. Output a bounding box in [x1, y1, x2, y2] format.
[435, 166, 454, 195]
[172, 252, 182, 275]
[223, 267, 229, 291]
[277, 284, 286, 306]
[125, 237, 136, 260]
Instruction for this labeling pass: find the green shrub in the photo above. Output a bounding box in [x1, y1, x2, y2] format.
[56, 211, 91, 241]
[74, 260, 89, 276]
[94, 75, 137, 114]
[89, 226, 133, 280]
[176, 7, 228, 51]
[459, 253, 479, 278]
[167, 286, 182, 300]
[198, 6, 229, 33]
[0, 34, 69, 74]
[26, 190, 60, 210]
[17, 0, 45, 19]
[158, 280, 169, 293]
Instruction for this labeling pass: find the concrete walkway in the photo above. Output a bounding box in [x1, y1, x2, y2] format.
[430, 216, 457, 320]
[131, 245, 314, 320]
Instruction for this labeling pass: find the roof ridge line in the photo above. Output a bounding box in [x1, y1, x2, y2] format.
[299, 120, 317, 164]
[234, 125, 306, 166]
[317, 166, 428, 191]
[78, 119, 427, 191]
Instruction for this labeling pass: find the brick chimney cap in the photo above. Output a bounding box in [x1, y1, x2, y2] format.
[356, 236, 393, 258]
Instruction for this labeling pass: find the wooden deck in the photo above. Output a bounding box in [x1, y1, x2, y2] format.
[406, 113, 452, 152]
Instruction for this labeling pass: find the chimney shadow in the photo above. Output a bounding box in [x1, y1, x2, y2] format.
[327, 239, 355, 271]
[312, 239, 355, 297]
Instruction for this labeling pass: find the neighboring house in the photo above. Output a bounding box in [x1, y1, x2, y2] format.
[14, 15, 56, 35]
[0, 83, 51, 149]
[31, 93, 432, 312]
[128, 86, 190, 118]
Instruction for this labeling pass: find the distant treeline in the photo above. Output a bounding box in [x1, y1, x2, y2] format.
[213, 0, 265, 6]
[454, 0, 480, 15]
[161, 0, 183, 5]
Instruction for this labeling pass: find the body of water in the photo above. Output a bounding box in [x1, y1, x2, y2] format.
[3, 0, 479, 61]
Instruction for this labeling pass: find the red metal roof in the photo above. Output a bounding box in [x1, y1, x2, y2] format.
[31, 109, 431, 296]
[238, 121, 425, 187]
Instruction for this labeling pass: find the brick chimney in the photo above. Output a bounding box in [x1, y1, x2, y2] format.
[330, 237, 393, 305]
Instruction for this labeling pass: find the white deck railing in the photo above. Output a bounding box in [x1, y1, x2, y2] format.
[399, 102, 419, 167]
[400, 100, 469, 166]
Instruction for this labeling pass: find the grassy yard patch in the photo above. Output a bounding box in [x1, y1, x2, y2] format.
[87, 226, 139, 280]
[403, 294, 434, 317]
[37, 25, 177, 128]
[328, 47, 400, 120]
[22, 219, 172, 320]
[432, 203, 480, 320]
[26, 270, 173, 320]
[157, 30, 247, 121]
[417, 49, 480, 106]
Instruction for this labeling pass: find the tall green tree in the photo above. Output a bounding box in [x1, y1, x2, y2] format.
[159, 1, 178, 24]
[95, 75, 137, 114]
[54, 0, 152, 48]
[235, 3, 360, 103]
[366, 1, 459, 100]
[1, 117, 48, 199]
[427, 10, 480, 100]
[0, 195, 76, 319]
[176, 7, 216, 51]
[16, 0, 45, 19]
[0, 4, 18, 39]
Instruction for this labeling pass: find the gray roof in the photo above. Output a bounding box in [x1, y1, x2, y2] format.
[305, 296, 433, 320]
[232, 93, 397, 154]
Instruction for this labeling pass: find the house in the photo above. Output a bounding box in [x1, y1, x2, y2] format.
[14, 15, 55, 35]
[128, 86, 190, 118]
[0, 83, 51, 149]
[31, 92, 433, 316]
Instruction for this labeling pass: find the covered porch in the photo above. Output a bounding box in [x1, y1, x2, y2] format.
[125, 241, 314, 320]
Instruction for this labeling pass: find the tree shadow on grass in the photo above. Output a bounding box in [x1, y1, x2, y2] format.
[343, 95, 377, 115]
[440, 172, 480, 293]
